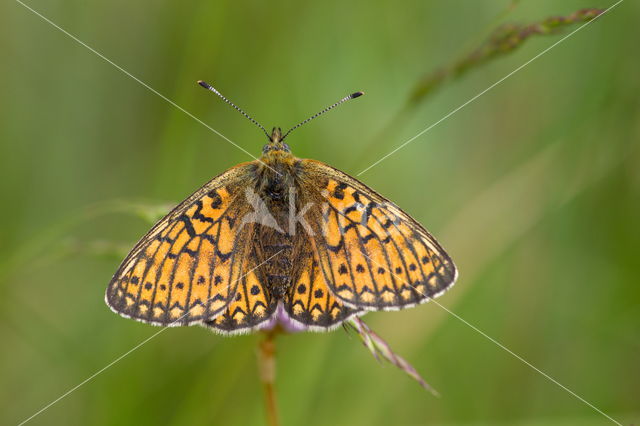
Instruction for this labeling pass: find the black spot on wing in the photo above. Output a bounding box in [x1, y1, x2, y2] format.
[333, 182, 348, 200]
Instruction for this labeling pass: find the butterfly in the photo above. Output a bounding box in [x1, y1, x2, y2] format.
[105, 81, 457, 335]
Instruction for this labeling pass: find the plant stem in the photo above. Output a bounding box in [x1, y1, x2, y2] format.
[258, 331, 279, 426]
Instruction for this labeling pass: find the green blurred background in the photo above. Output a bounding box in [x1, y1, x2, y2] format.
[1, 0, 638, 425]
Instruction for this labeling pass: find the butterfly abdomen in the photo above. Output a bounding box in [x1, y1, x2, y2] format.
[253, 216, 296, 299]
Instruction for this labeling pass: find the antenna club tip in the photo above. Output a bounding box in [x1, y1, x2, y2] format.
[197, 80, 210, 89]
[352, 91, 365, 98]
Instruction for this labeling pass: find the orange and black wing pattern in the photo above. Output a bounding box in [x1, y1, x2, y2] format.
[105, 163, 259, 326]
[284, 239, 361, 331]
[204, 248, 277, 334]
[302, 160, 457, 311]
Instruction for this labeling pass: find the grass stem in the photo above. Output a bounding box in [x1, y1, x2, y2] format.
[258, 331, 280, 426]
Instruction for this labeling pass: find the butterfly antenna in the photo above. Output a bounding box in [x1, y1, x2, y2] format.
[281, 91, 364, 141]
[197, 80, 271, 140]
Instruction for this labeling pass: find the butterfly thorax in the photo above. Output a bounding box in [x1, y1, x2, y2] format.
[256, 150, 299, 199]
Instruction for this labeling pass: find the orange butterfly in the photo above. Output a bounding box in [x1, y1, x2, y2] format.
[105, 81, 457, 334]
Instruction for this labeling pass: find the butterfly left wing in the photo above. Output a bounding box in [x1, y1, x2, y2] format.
[105, 163, 262, 326]
[300, 160, 457, 311]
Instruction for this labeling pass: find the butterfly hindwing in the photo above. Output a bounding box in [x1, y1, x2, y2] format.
[105, 163, 259, 326]
[284, 239, 361, 330]
[204, 249, 277, 334]
[301, 160, 457, 311]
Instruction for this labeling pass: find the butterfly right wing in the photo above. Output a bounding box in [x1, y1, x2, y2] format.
[105, 162, 259, 326]
[300, 159, 457, 311]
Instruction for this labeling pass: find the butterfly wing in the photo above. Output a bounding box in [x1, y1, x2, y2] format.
[105, 162, 261, 326]
[283, 238, 361, 331]
[203, 247, 277, 334]
[301, 159, 457, 311]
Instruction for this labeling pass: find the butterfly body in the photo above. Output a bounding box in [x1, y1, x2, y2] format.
[107, 125, 457, 334]
[245, 128, 305, 301]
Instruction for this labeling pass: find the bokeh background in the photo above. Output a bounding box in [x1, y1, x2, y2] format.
[1, 0, 638, 425]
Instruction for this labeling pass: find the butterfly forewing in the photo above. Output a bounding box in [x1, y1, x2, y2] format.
[105, 163, 259, 326]
[301, 160, 457, 311]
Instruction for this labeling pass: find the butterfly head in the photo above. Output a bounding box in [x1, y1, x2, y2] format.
[262, 127, 291, 155]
